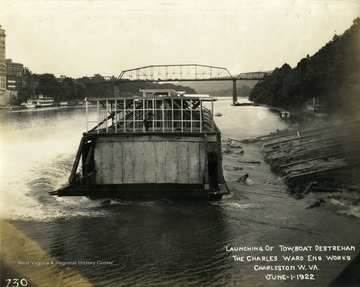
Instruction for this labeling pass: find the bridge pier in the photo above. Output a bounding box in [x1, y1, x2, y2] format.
[232, 79, 237, 104]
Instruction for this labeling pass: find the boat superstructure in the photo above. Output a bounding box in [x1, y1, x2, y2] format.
[50, 89, 229, 199]
[21, 99, 37, 109]
[36, 95, 54, 107]
[21, 95, 55, 108]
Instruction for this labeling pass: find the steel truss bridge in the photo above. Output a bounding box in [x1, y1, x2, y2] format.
[112, 64, 272, 102]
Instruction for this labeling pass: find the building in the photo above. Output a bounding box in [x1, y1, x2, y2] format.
[305, 97, 327, 113]
[6, 59, 24, 91]
[0, 25, 6, 92]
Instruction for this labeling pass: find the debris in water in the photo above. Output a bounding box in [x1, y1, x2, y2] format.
[306, 198, 326, 209]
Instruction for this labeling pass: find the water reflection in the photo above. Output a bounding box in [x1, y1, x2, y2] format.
[0, 107, 86, 131]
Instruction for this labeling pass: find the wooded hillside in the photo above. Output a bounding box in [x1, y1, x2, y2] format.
[249, 18, 360, 116]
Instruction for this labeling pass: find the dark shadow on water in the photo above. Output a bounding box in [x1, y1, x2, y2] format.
[14, 201, 233, 286]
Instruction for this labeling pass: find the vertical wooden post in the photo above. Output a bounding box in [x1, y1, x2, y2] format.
[211, 99, 214, 130]
[115, 99, 117, 133]
[181, 99, 183, 132]
[83, 142, 94, 176]
[152, 99, 155, 132]
[162, 99, 165, 133]
[69, 137, 85, 184]
[143, 98, 145, 132]
[171, 98, 174, 132]
[133, 99, 135, 132]
[200, 99, 203, 133]
[190, 99, 193, 132]
[204, 134, 209, 190]
[105, 100, 108, 133]
[123, 99, 126, 132]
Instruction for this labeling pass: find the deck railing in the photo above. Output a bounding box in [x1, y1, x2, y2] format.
[85, 96, 215, 134]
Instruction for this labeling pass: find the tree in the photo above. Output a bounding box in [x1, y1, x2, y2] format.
[36, 74, 62, 100]
[249, 17, 360, 117]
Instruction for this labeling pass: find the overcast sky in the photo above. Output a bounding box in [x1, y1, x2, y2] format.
[1, 0, 359, 78]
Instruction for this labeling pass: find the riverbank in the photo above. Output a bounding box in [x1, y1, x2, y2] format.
[236, 118, 360, 219]
[220, 124, 360, 285]
[0, 101, 86, 112]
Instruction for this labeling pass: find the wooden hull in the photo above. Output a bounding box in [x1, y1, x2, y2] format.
[37, 103, 54, 107]
[52, 132, 229, 199]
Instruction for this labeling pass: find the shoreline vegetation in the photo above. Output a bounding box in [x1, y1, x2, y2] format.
[3, 74, 198, 108]
[249, 18, 360, 118]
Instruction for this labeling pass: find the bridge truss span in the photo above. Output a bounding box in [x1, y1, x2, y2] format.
[236, 71, 272, 80]
[119, 64, 233, 82]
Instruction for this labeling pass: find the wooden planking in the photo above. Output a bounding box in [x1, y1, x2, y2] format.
[155, 142, 166, 183]
[188, 142, 200, 183]
[94, 142, 103, 184]
[112, 142, 123, 184]
[134, 142, 145, 183]
[143, 142, 156, 183]
[94, 137, 205, 185]
[94, 144, 101, 183]
[99, 142, 113, 184]
[122, 142, 135, 183]
[177, 141, 189, 183]
[165, 142, 179, 183]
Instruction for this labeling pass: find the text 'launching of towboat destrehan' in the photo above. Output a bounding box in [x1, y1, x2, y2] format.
[50, 89, 229, 199]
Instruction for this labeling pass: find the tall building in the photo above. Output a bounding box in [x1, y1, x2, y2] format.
[6, 59, 24, 90]
[0, 25, 6, 92]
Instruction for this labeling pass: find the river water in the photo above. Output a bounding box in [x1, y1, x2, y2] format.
[1, 98, 359, 287]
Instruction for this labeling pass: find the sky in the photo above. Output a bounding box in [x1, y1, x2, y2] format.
[1, 0, 359, 78]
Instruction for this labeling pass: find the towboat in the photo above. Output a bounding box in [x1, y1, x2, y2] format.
[21, 99, 37, 109]
[36, 95, 54, 107]
[50, 89, 229, 200]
